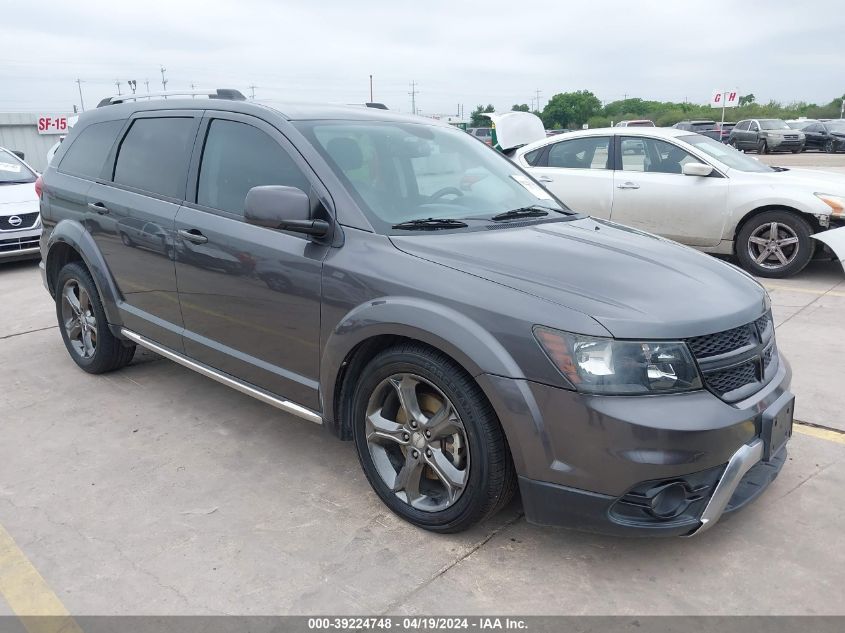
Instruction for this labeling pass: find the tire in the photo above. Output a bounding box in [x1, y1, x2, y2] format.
[792, 147, 802, 154]
[825, 139, 835, 154]
[351, 343, 516, 533]
[736, 210, 814, 278]
[120, 232, 133, 247]
[758, 139, 768, 154]
[55, 262, 136, 373]
[729, 138, 738, 149]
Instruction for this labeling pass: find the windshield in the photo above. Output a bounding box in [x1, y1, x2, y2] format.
[787, 120, 814, 130]
[679, 134, 774, 173]
[827, 121, 845, 133]
[295, 121, 566, 232]
[759, 119, 790, 130]
[0, 149, 36, 184]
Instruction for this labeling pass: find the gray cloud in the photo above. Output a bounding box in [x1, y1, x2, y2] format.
[1, 0, 843, 113]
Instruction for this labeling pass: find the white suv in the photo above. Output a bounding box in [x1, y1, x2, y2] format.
[0, 148, 41, 262]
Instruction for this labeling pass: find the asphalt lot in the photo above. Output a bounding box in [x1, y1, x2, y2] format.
[1, 153, 844, 617]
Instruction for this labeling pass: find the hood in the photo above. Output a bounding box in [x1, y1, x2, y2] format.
[762, 167, 845, 192]
[0, 181, 39, 208]
[483, 111, 546, 151]
[390, 218, 768, 339]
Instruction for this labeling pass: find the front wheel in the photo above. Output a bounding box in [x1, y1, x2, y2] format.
[825, 139, 835, 153]
[351, 344, 516, 533]
[56, 262, 136, 373]
[758, 140, 768, 154]
[736, 211, 814, 278]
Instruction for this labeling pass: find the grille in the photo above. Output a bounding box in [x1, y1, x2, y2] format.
[687, 324, 754, 358]
[0, 212, 39, 231]
[705, 361, 758, 396]
[0, 235, 40, 253]
[763, 343, 775, 369]
[686, 312, 776, 400]
[755, 313, 772, 338]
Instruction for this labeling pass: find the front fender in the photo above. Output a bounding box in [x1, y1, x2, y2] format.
[320, 296, 524, 431]
[45, 218, 123, 326]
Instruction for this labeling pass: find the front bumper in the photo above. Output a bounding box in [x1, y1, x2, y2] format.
[766, 137, 804, 150]
[478, 353, 793, 536]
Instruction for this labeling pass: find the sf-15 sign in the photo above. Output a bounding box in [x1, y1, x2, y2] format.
[37, 115, 69, 135]
[710, 90, 739, 108]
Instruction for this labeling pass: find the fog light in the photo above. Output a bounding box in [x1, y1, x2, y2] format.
[649, 482, 688, 518]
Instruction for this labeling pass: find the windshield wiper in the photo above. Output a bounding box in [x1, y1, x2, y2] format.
[491, 206, 551, 222]
[391, 217, 469, 230]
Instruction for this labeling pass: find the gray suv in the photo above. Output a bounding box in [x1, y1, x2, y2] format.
[38, 89, 794, 536]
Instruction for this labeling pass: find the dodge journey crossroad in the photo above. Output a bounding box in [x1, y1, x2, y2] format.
[37, 89, 794, 535]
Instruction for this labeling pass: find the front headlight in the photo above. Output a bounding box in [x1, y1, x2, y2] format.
[815, 193, 845, 218]
[534, 327, 702, 395]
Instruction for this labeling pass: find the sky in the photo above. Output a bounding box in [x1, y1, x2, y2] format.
[1, 0, 843, 116]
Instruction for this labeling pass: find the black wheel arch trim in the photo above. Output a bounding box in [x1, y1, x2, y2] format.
[320, 297, 526, 439]
[44, 218, 124, 328]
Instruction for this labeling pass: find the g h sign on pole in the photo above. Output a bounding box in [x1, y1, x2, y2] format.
[711, 90, 739, 128]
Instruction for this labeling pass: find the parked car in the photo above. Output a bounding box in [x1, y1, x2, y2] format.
[39, 90, 794, 537]
[728, 119, 805, 154]
[0, 147, 41, 262]
[467, 127, 493, 146]
[615, 120, 655, 127]
[673, 120, 720, 140]
[515, 127, 844, 277]
[787, 120, 845, 153]
[714, 121, 736, 143]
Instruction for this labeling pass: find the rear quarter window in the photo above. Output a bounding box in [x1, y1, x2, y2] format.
[58, 120, 124, 180]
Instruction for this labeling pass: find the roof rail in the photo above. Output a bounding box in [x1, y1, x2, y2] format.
[97, 88, 247, 108]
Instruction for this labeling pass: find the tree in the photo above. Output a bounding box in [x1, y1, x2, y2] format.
[511, 104, 530, 112]
[470, 104, 496, 127]
[739, 93, 756, 107]
[541, 90, 602, 129]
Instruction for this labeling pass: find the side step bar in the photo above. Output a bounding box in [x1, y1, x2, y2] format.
[120, 328, 322, 425]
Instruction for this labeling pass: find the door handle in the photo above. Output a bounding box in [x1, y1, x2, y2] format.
[178, 229, 208, 244]
[617, 182, 640, 190]
[536, 176, 553, 183]
[87, 202, 109, 215]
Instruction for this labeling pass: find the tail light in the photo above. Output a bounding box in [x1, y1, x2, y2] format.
[35, 175, 43, 199]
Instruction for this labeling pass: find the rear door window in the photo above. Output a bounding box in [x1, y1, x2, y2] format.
[113, 117, 197, 199]
[58, 120, 124, 180]
[547, 137, 611, 169]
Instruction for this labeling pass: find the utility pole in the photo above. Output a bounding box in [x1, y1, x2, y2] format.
[409, 81, 418, 115]
[248, 84, 257, 99]
[534, 88, 542, 112]
[369, 75, 373, 102]
[75, 78, 85, 111]
[114, 80, 122, 96]
[840, 95, 844, 119]
[144, 79, 150, 93]
[190, 82, 196, 98]
[127, 80, 137, 94]
[160, 65, 168, 92]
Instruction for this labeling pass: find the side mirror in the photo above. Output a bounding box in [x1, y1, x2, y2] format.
[244, 185, 329, 237]
[682, 163, 714, 177]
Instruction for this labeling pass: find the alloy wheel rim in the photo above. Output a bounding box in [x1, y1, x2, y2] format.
[365, 373, 470, 512]
[748, 222, 799, 269]
[61, 280, 97, 358]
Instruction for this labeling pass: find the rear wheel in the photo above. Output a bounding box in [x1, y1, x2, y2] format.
[736, 211, 814, 278]
[56, 262, 135, 373]
[351, 344, 516, 533]
[825, 139, 835, 153]
[758, 140, 768, 154]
